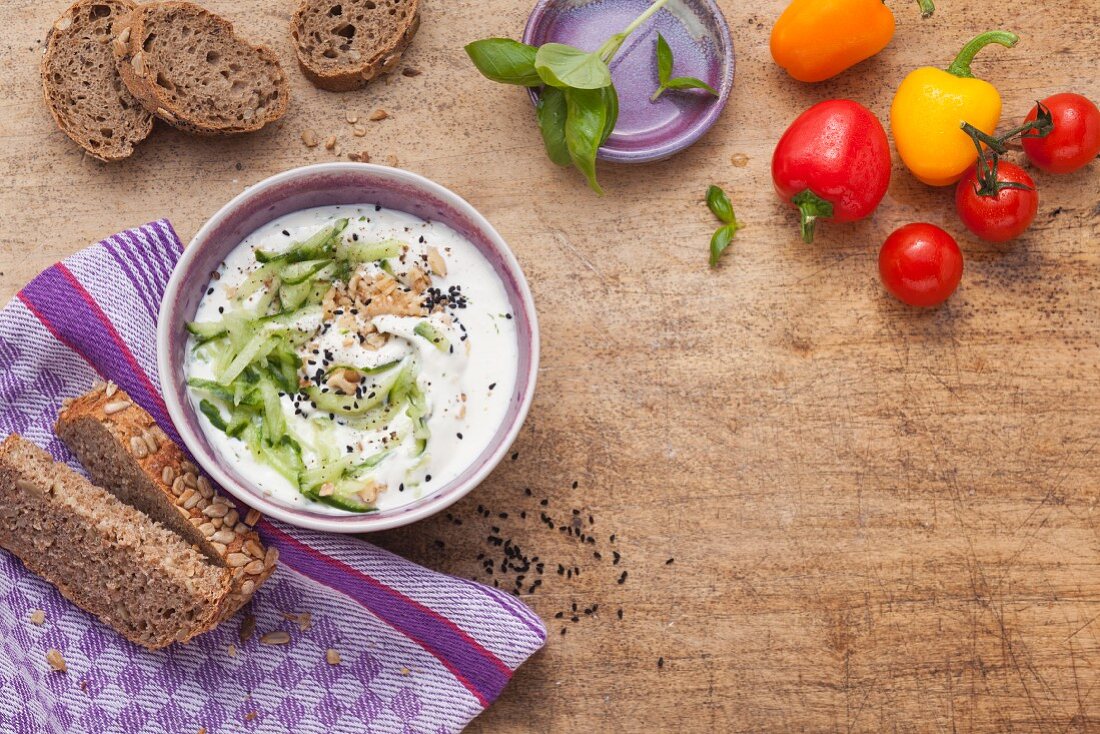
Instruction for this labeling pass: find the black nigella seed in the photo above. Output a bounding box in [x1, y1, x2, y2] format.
[524, 487, 532, 496]
[540, 499, 548, 507]
[571, 616, 579, 623]
[457, 432, 463, 440]
[520, 511, 527, 519]
[665, 558, 675, 565]
[658, 658, 664, 669]
[618, 571, 628, 584]
[555, 612, 564, 619]
[560, 628, 567, 636]
[282, 230, 290, 237]
[206, 287, 214, 295]
[572, 602, 577, 611]
[613, 551, 621, 565]
[425, 475, 432, 482]
[594, 552, 602, 560]
[398, 483, 405, 492]
[488, 383, 496, 390]
[617, 609, 623, 620]
[572, 481, 579, 489]
[218, 306, 224, 314]
[499, 512, 508, 519]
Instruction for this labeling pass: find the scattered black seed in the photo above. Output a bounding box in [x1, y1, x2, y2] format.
[610, 534, 616, 543]
[511, 452, 519, 461]
[555, 612, 563, 619]
[594, 552, 602, 560]
[658, 657, 664, 669]
[457, 432, 463, 440]
[281, 230, 290, 237]
[617, 571, 628, 584]
[617, 609, 623, 620]
[665, 558, 675, 565]
[520, 511, 527, 519]
[560, 628, 567, 636]
[571, 616, 579, 623]
[572, 481, 578, 489]
[540, 499, 548, 507]
[498, 512, 508, 519]
[433, 540, 444, 549]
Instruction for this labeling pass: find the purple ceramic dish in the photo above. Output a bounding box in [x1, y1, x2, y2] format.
[523, 0, 734, 163]
[157, 163, 540, 533]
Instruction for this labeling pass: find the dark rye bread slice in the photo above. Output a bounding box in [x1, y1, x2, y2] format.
[291, 0, 421, 92]
[56, 383, 277, 623]
[0, 435, 230, 650]
[41, 0, 154, 161]
[113, 1, 289, 135]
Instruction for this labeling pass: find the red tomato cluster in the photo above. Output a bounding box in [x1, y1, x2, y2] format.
[771, 92, 1100, 308]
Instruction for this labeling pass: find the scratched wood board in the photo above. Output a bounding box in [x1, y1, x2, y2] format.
[2, 0, 1099, 730]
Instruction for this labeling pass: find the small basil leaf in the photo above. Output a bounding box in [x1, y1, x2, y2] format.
[535, 43, 613, 89]
[706, 185, 734, 224]
[465, 38, 542, 86]
[656, 33, 673, 85]
[709, 223, 738, 268]
[536, 87, 571, 167]
[599, 84, 619, 146]
[664, 76, 719, 96]
[564, 87, 609, 194]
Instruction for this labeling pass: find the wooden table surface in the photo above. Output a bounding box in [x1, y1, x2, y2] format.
[4, 0, 1100, 731]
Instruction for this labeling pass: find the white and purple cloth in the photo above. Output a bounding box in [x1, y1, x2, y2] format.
[0, 221, 545, 734]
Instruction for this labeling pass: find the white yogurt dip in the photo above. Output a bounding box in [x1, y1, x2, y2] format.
[184, 205, 518, 514]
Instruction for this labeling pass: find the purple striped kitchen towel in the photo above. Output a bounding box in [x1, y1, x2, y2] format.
[0, 221, 546, 734]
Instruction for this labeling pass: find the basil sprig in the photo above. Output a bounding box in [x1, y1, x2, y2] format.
[465, 0, 672, 194]
[705, 185, 742, 268]
[652, 33, 719, 102]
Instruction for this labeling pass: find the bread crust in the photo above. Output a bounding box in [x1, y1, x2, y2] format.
[57, 383, 277, 625]
[291, 0, 421, 92]
[112, 1, 289, 135]
[41, 0, 154, 160]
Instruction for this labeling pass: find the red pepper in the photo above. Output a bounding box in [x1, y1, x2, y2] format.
[771, 100, 892, 243]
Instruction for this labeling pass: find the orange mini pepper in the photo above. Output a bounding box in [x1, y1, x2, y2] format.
[770, 0, 934, 83]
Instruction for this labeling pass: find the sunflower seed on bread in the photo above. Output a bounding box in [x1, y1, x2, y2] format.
[56, 384, 276, 623]
[112, 1, 289, 135]
[41, 0, 154, 161]
[291, 0, 421, 92]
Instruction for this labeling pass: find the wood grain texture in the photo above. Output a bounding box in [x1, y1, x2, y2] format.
[2, 1, 1099, 731]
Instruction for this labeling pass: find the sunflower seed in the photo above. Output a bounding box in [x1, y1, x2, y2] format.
[182, 472, 198, 489]
[143, 432, 158, 454]
[260, 631, 290, 645]
[210, 541, 227, 554]
[223, 509, 239, 528]
[55, 16, 72, 31]
[244, 560, 264, 575]
[264, 547, 279, 569]
[104, 381, 118, 398]
[199, 523, 216, 538]
[29, 610, 45, 625]
[245, 508, 261, 526]
[211, 529, 235, 544]
[227, 553, 250, 567]
[162, 466, 176, 485]
[131, 52, 146, 77]
[197, 476, 213, 499]
[203, 503, 229, 518]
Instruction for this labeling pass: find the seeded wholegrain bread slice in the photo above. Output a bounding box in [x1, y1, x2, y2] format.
[56, 383, 277, 622]
[291, 0, 421, 92]
[0, 434, 230, 649]
[41, 0, 154, 161]
[113, 1, 289, 135]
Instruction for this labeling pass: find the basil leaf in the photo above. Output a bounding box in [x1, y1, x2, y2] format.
[564, 87, 610, 194]
[665, 76, 719, 96]
[709, 223, 738, 268]
[656, 33, 673, 85]
[465, 38, 542, 86]
[706, 185, 734, 224]
[535, 43, 613, 89]
[599, 84, 619, 145]
[536, 87, 571, 167]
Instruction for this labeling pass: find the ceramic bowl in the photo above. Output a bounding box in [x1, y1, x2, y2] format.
[157, 163, 540, 533]
[523, 0, 734, 163]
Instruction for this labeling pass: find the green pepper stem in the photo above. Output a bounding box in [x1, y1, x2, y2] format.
[916, 0, 935, 18]
[946, 30, 1019, 78]
[791, 190, 834, 244]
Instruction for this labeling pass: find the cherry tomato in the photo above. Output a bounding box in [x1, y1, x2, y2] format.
[954, 161, 1038, 242]
[1022, 93, 1100, 174]
[879, 224, 963, 307]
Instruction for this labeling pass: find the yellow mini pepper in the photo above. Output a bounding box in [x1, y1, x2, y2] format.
[891, 30, 1019, 186]
[770, 0, 934, 83]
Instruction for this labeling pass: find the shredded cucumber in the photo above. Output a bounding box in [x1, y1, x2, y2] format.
[414, 321, 450, 352]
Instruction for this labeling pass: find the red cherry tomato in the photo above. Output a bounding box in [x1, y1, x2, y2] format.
[954, 161, 1038, 242]
[879, 224, 963, 307]
[1022, 93, 1100, 174]
[771, 100, 892, 243]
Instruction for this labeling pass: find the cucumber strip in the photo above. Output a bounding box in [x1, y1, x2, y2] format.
[258, 379, 286, 443]
[199, 399, 228, 432]
[279, 280, 312, 311]
[187, 378, 235, 403]
[220, 335, 276, 384]
[323, 360, 401, 379]
[256, 219, 349, 264]
[414, 321, 450, 352]
[300, 483, 378, 513]
[235, 263, 279, 303]
[280, 259, 333, 285]
[304, 362, 405, 416]
[337, 239, 403, 264]
[186, 320, 228, 343]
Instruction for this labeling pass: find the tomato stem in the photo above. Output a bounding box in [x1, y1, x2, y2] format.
[916, 0, 935, 18]
[946, 30, 1019, 78]
[792, 190, 834, 244]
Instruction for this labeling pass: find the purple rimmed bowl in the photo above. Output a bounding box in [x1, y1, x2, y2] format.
[157, 163, 540, 533]
[523, 0, 734, 163]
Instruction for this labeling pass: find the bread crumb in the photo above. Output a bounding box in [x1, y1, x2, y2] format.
[348, 151, 371, 163]
[46, 649, 67, 673]
[326, 648, 341, 665]
[301, 129, 319, 148]
[29, 609, 45, 625]
[730, 153, 749, 167]
[369, 109, 389, 122]
[244, 712, 257, 722]
[399, 666, 410, 676]
[298, 612, 312, 631]
[227, 644, 237, 658]
[385, 154, 399, 167]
